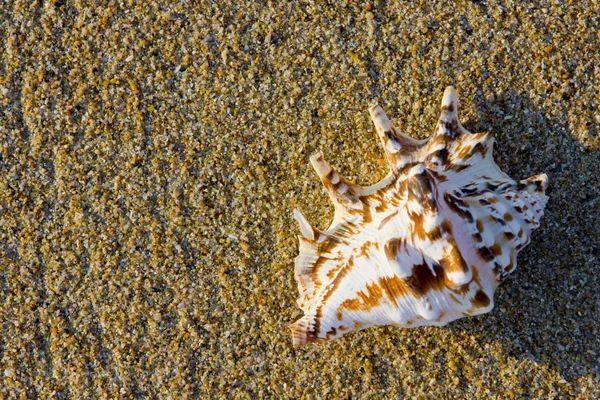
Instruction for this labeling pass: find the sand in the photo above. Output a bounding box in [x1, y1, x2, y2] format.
[0, 0, 599, 398]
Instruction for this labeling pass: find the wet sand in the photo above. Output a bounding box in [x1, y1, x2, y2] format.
[0, 1, 599, 398]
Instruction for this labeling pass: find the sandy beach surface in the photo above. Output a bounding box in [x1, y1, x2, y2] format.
[1, 0, 599, 398]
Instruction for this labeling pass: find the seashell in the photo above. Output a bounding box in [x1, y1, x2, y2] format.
[290, 87, 548, 347]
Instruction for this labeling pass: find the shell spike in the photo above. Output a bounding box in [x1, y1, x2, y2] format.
[519, 173, 549, 196]
[309, 152, 361, 209]
[369, 104, 402, 167]
[369, 104, 424, 169]
[293, 208, 315, 240]
[437, 86, 467, 137]
[440, 86, 459, 118]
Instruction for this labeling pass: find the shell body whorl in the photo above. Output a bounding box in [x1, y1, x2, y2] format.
[290, 87, 548, 347]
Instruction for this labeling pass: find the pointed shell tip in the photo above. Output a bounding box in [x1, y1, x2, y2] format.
[441, 86, 458, 109]
[293, 209, 315, 240]
[309, 152, 332, 178]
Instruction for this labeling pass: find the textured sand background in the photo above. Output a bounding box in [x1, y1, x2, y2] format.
[1, 0, 599, 398]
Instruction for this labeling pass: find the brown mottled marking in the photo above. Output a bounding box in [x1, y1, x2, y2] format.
[428, 148, 450, 165]
[317, 234, 343, 254]
[492, 215, 507, 226]
[322, 174, 361, 204]
[325, 169, 335, 181]
[534, 180, 544, 192]
[504, 261, 515, 273]
[391, 126, 423, 152]
[313, 256, 356, 327]
[469, 142, 487, 158]
[408, 168, 436, 209]
[290, 321, 326, 345]
[449, 293, 462, 304]
[311, 309, 323, 340]
[503, 231, 515, 241]
[397, 161, 420, 173]
[444, 119, 459, 133]
[385, 131, 401, 147]
[440, 240, 470, 286]
[359, 201, 373, 224]
[456, 144, 473, 160]
[407, 170, 440, 240]
[374, 200, 387, 213]
[476, 219, 485, 233]
[428, 169, 448, 182]
[321, 176, 336, 193]
[472, 290, 490, 308]
[326, 259, 347, 280]
[444, 193, 475, 223]
[358, 241, 375, 258]
[406, 262, 446, 296]
[410, 212, 428, 241]
[292, 91, 549, 346]
[477, 246, 495, 262]
[338, 281, 385, 317]
[384, 238, 403, 263]
[353, 321, 366, 330]
[311, 236, 346, 281]
[441, 103, 454, 112]
[452, 164, 470, 172]
[441, 220, 453, 235]
[309, 259, 327, 289]
[434, 311, 447, 323]
[431, 133, 451, 147]
[460, 186, 480, 196]
[378, 210, 399, 230]
[379, 275, 410, 308]
[428, 225, 444, 241]
[453, 263, 480, 296]
[334, 220, 361, 239]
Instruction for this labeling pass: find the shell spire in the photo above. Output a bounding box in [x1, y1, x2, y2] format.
[289, 86, 548, 347]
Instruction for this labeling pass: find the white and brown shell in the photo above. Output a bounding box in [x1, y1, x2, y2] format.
[290, 87, 548, 347]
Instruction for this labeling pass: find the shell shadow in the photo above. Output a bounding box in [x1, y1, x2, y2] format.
[446, 88, 600, 383]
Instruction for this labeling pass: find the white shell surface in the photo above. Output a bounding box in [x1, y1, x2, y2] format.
[290, 87, 548, 347]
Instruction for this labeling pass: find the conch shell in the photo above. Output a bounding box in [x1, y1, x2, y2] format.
[290, 87, 548, 347]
